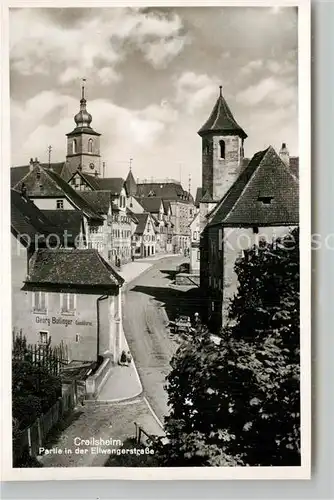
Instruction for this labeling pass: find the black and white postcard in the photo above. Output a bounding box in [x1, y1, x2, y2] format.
[1, 0, 311, 481]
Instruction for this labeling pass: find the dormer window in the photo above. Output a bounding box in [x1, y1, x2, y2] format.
[88, 138, 93, 153]
[219, 140, 225, 159]
[258, 196, 273, 205]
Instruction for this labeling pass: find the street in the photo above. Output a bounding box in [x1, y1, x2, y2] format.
[122, 255, 202, 423]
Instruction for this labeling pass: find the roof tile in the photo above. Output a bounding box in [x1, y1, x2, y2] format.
[209, 146, 299, 226]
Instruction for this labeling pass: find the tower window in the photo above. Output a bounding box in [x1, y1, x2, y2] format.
[204, 143, 210, 155]
[88, 138, 93, 153]
[72, 139, 77, 154]
[219, 140, 225, 159]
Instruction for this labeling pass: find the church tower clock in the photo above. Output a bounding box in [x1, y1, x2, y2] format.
[66, 80, 101, 177]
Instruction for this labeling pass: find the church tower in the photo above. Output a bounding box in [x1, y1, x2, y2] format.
[66, 80, 101, 177]
[198, 86, 247, 209]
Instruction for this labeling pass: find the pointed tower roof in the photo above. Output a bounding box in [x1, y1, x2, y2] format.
[198, 85, 247, 139]
[125, 168, 137, 196]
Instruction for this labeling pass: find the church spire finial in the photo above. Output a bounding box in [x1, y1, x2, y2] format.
[219, 85, 222, 97]
[81, 78, 86, 101]
[74, 78, 92, 128]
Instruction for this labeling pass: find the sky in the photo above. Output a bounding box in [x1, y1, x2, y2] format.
[9, 6, 298, 195]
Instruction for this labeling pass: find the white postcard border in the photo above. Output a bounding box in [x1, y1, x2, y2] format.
[0, 0, 311, 481]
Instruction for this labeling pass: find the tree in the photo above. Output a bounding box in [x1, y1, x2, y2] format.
[12, 333, 62, 430]
[155, 228, 300, 466]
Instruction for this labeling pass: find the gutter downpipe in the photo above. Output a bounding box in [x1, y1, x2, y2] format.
[96, 294, 108, 361]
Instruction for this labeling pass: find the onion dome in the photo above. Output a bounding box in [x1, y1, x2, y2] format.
[74, 81, 92, 127]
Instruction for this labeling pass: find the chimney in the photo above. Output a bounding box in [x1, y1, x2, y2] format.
[29, 158, 34, 172]
[32, 157, 40, 168]
[279, 142, 290, 166]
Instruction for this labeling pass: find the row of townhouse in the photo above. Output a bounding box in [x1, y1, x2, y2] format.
[11, 189, 124, 369]
[11, 83, 196, 265]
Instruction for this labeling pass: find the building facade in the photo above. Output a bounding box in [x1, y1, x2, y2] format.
[11, 191, 124, 363]
[189, 211, 201, 274]
[132, 212, 157, 258]
[200, 145, 299, 332]
[136, 180, 194, 254]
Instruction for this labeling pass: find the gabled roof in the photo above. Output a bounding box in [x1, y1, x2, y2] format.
[70, 171, 100, 190]
[136, 182, 192, 203]
[14, 166, 103, 222]
[198, 87, 247, 139]
[133, 212, 157, 235]
[80, 191, 112, 215]
[26, 249, 124, 289]
[126, 208, 139, 223]
[11, 162, 66, 187]
[133, 213, 149, 235]
[209, 146, 299, 227]
[289, 157, 299, 179]
[195, 187, 203, 208]
[41, 210, 83, 244]
[135, 196, 163, 214]
[201, 190, 215, 203]
[189, 210, 200, 227]
[125, 169, 137, 197]
[78, 173, 126, 195]
[11, 190, 58, 246]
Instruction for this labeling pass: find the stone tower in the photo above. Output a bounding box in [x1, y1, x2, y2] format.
[198, 86, 247, 210]
[66, 80, 101, 177]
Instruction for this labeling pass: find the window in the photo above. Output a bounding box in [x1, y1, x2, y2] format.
[89, 226, 99, 234]
[75, 334, 80, 343]
[39, 331, 49, 345]
[219, 140, 226, 159]
[33, 291, 47, 314]
[61, 293, 76, 315]
[204, 143, 210, 155]
[253, 227, 259, 234]
[197, 250, 200, 261]
[88, 138, 93, 153]
[72, 139, 77, 154]
[119, 196, 126, 208]
[56, 199, 64, 209]
[258, 196, 273, 205]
